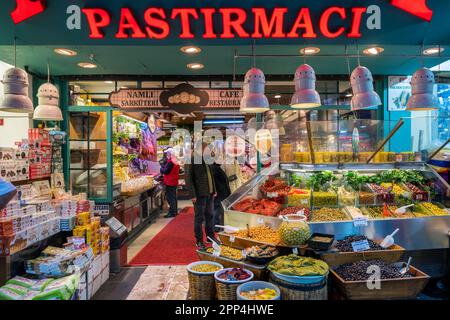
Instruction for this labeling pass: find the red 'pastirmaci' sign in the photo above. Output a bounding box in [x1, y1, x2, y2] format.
[10, 0, 46, 24]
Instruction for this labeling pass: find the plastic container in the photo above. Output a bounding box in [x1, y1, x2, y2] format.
[237, 281, 281, 300]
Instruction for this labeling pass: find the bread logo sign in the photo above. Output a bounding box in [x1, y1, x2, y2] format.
[160, 83, 209, 114]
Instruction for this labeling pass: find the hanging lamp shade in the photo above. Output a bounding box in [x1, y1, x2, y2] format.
[350, 66, 381, 111]
[33, 82, 63, 121]
[0, 67, 33, 113]
[291, 64, 321, 109]
[406, 67, 438, 111]
[239, 68, 269, 114]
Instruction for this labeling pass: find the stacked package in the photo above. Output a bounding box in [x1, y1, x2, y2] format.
[0, 201, 60, 256]
[0, 274, 80, 300]
[57, 200, 94, 232]
[28, 129, 52, 180]
[73, 214, 108, 256]
[0, 145, 29, 182]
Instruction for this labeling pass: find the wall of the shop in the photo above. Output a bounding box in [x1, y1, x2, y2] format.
[0, 61, 33, 148]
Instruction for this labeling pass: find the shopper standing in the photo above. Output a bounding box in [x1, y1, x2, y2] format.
[211, 161, 231, 232]
[160, 148, 180, 218]
[185, 139, 217, 250]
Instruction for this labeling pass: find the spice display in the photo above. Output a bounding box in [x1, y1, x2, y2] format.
[338, 186, 356, 206]
[216, 268, 251, 282]
[361, 206, 391, 219]
[236, 226, 280, 245]
[191, 264, 221, 273]
[278, 217, 310, 246]
[287, 188, 310, 207]
[232, 197, 281, 216]
[358, 191, 376, 205]
[312, 191, 338, 207]
[335, 235, 384, 252]
[206, 246, 243, 261]
[268, 255, 329, 276]
[334, 259, 411, 281]
[245, 245, 278, 258]
[311, 208, 349, 222]
[240, 288, 278, 300]
[278, 206, 310, 220]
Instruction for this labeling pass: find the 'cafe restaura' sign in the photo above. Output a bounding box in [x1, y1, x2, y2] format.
[109, 84, 242, 114]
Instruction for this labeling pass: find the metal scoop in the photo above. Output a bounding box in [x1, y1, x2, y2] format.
[395, 204, 414, 215]
[214, 225, 239, 234]
[400, 257, 412, 276]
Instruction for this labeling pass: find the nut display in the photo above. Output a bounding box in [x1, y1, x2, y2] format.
[235, 226, 280, 245]
[191, 264, 221, 273]
[334, 259, 411, 281]
[335, 235, 385, 252]
[311, 208, 349, 222]
[268, 255, 329, 276]
[206, 245, 243, 261]
[312, 191, 338, 207]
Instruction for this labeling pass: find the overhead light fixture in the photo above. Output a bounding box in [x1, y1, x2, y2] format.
[363, 47, 384, 55]
[300, 47, 320, 55]
[423, 47, 444, 55]
[240, 68, 270, 114]
[187, 63, 204, 70]
[0, 39, 33, 114]
[54, 48, 77, 56]
[345, 93, 353, 97]
[104, 81, 114, 84]
[350, 66, 381, 110]
[0, 67, 34, 113]
[78, 62, 97, 69]
[274, 94, 282, 99]
[406, 67, 438, 111]
[34, 62, 63, 121]
[180, 46, 202, 54]
[291, 64, 321, 109]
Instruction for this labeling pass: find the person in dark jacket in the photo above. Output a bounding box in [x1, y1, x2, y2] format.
[211, 161, 231, 232]
[185, 140, 217, 250]
[160, 148, 180, 218]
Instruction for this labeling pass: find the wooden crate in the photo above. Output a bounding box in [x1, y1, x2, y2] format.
[197, 250, 268, 280]
[330, 266, 430, 300]
[320, 244, 405, 267]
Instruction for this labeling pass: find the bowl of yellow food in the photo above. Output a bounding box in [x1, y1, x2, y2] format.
[237, 281, 281, 300]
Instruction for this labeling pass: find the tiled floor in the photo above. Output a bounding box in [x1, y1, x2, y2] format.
[94, 201, 192, 300]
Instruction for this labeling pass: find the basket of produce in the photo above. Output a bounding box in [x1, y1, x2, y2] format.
[244, 245, 279, 265]
[187, 261, 223, 300]
[237, 281, 281, 300]
[197, 250, 268, 280]
[320, 235, 405, 266]
[214, 268, 254, 300]
[268, 255, 329, 300]
[278, 214, 310, 246]
[311, 208, 351, 223]
[330, 259, 429, 300]
[307, 233, 335, 251]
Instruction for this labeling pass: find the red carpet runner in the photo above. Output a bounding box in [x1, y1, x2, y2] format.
[128, 207, 200, 266]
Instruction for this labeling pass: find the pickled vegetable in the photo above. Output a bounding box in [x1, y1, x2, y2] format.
[268, 255, 329, 276]
[311, 208, 349, 222]
[287, 189, 310, 207]
[358, 191, 376, 205]
[278, 218, 310, 246]
[312, 191, 338, 207]
[191, 264, 221, 273]
[240, 288, 278, 300]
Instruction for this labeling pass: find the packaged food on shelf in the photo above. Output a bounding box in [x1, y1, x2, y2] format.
[311, 208, 349, 222]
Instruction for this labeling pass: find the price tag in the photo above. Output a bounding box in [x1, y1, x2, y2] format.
[242, 250, 247, 259]
[257, 217, 264, 224]
[351, 240, 371, 252]
[353, 217, 368, 228]
[301, 199, 308, 205]
[267, 192, 278, 198]
[213, 249, 221, 257]
[230, 235, 235, 243]
[292, 247, 299, 255]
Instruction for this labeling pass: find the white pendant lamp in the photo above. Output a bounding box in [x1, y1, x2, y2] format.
[239, 67, 270, 114]
[0, 67, 33, 113]
[350, 66, 381, 111]
[406, 67, 438, 111]
[33, 63, 63, 121]
[291, 64, 321, 109]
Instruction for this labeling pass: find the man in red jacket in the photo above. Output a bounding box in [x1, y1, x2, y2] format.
[160, 148, 180, 218]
